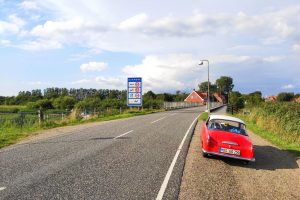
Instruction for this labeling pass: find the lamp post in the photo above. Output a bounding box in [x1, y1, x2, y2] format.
[199, 60, 210, 115]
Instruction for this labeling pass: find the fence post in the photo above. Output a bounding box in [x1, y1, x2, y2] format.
[20, 112, 24, 131]
[38, 110, 43, 125]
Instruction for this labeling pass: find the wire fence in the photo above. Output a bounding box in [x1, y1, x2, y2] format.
[0, 102, 224, 129]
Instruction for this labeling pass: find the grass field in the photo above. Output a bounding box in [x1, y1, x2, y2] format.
[0, 105, 27, 113]
[0, 108, 163, 149]
[234, 102, 300, 157]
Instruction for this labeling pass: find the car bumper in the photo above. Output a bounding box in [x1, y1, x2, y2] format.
[202, 148, 255, 162]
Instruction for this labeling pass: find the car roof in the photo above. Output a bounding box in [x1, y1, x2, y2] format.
[208, 114, 245, 124]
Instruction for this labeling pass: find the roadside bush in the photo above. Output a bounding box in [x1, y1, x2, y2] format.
[240, 102, 300, 144]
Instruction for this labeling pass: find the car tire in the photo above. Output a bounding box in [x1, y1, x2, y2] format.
[243, 160, 249, 165]
[202, 151, 208, 158]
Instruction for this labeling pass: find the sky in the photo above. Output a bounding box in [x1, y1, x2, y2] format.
[0, 0, 300, 97]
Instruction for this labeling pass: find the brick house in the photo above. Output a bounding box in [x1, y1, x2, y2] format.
[295, 96, 300, 103]
[265, 96, 277, 102]
[184, 90, 207, 105]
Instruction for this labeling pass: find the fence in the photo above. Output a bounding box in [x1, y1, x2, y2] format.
[163, 101, 223, 111]
[0, 111, 71, 129]
[163, 102, 200, 110]
[226, 104, 238, 114]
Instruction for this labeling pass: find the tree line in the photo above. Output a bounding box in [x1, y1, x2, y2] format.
[197, 76, 300, 109]
[0, 88, 189, 112]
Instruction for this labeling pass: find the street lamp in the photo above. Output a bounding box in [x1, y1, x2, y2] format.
[199, 60, 210, 115]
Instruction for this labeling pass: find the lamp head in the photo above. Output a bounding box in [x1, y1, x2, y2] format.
[198, 61, 204, 65]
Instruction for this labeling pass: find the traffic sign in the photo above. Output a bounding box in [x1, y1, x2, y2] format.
[127, 77, 142, 107]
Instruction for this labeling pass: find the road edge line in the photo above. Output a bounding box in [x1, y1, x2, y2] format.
[156, 114, 200, 200]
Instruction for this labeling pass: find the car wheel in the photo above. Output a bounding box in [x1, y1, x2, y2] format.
[242, 160, 249, 165]
[202, 150, 208, 158]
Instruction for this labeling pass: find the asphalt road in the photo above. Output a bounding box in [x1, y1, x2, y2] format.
[179, 106, 300, 200]
[0, 106, 205, 200]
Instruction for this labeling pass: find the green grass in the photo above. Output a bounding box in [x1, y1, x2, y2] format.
[0, 109, 163, 149]
[234, 114, 300, 158]
[0, 105, 27, 113]
[199, 112, 208, 121]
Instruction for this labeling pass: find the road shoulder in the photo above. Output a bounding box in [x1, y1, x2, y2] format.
[179, 118, 300, 200]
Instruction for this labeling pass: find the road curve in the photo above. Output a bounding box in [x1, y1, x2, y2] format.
[179, 107, 300, 200]
[0, 107, 204, 200]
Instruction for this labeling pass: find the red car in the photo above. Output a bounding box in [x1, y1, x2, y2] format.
[201, 114, 255, 163]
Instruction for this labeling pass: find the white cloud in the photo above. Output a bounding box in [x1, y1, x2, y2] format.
[71, 79, 91, 84]
[119, 13, 148, 30]
[80, 62, 107, 72]
[120, 53, 289, 93]
[95, 76, 124, 88]
[17, 40, 62, 50]
[19, 1, 39, 10]
[262, 56, 285, 63]
[27, 81, 43, 85]
[122, 54, 202, 92]
[0, 14, 26, 35]
[11, 4, 300, 54]
[281, 84, 295, 89]
[0, 21, 19, 34]
[8, 14, 26, 27]
[210, 55, 251, 64]
[71, 76, 125, 89]
[0, 39, 11, 46]
[292, 44, 300, 52]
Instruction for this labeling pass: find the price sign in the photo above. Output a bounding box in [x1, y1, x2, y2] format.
[127, 77, 142, 107]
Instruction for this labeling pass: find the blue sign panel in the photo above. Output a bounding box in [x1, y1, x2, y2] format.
[127, 77, 142, 107]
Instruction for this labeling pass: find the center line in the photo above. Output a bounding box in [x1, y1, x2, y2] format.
[0, 187, 6, 191]
[114, 130, 134, 139]
[150, 116, 166, 124]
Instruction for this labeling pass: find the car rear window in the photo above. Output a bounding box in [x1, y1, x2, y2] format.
[207, 119, 248, 136]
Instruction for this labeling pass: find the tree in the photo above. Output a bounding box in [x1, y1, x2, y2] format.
[143, 91, 156, 100]
[0, 96, 5, 105]
[244, 91, 263, 106]
[229, 91, 244, 109]
[53, 96, 76, 110]
[198, 81, 217, 93]
[277, 92, 294, 102]
[29, 99, 54, 110]
[216, 76, 234, 94]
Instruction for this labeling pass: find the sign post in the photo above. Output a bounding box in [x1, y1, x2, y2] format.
[127, 77, 142, 108]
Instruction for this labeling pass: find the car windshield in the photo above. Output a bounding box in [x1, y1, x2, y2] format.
[207, 119, 248, 136]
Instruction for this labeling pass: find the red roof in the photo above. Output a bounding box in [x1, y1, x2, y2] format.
[213, 93, 225, 103]
[265, 96, 277, 102]
[195, 91, 207, 99]
[295, 97, 300, 103]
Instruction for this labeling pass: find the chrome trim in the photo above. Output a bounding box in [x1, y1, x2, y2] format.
[202, 148, 255, 162]
[222, 141, 238, 146]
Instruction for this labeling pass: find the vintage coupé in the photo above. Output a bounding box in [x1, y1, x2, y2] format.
[201, 114, 255, 163]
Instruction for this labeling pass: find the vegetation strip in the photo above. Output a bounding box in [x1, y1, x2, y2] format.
[0, 109, 163, 149]
[235, 114, 300, 157]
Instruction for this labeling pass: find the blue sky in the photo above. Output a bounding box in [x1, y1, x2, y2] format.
[0, 0, 300, 97]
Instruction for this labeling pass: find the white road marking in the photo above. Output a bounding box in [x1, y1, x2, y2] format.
[0, 187, 6, 191]
[151, 117, 166, 124]
[156, 114, 200, 200]
[114, 130, 134, 139]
